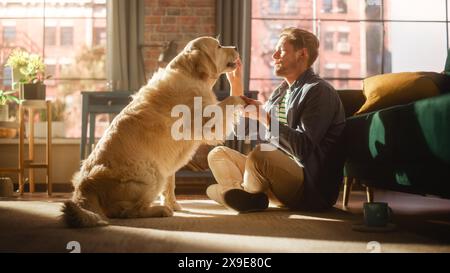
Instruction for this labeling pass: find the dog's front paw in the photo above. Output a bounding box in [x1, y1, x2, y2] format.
[171, 201, 182, 211]
[164, 201, 182, 211]
[151, 205, 174, 217]
[161, 206, 174, 217]
[160, 206, 174, 217]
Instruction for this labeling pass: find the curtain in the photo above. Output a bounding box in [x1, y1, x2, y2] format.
[107, 0, 145, 91]
[215, 0, 252, 93]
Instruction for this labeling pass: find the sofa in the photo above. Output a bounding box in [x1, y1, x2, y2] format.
[336, 74, 450, 207]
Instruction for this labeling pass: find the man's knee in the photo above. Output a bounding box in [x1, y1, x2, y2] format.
[207, 146, 229, 165]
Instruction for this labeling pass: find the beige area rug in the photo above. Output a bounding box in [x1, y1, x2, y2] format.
[0, 197, 449, 253]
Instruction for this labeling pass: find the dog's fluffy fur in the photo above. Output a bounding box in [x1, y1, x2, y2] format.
[62, 37, 245, 228]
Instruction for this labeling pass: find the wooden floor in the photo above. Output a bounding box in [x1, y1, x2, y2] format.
[5, 188, 450, 243]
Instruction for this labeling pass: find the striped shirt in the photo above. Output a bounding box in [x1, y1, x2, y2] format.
[277, 90, 292, 125]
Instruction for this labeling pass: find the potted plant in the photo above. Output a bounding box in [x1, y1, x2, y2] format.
[4, 48, 29, 90]
[5, 49, 50, 100]
[0, 89, 20, 121]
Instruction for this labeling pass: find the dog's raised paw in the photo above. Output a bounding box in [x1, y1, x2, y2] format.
[230, 96, 247, 106]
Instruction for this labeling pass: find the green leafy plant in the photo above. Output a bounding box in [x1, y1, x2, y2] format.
[5, 48, 51, 85]
[5, 48, 29, 69]
[19, 54, 51, 84]
[0, 90, 20, 105]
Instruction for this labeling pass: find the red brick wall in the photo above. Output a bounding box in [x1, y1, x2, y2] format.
[143, 0, 216, 77]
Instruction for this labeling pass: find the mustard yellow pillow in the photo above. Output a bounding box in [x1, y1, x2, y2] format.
[356, 72, 440, 115]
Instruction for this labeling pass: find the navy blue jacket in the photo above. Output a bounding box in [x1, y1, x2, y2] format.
[262, 68, 346, 210]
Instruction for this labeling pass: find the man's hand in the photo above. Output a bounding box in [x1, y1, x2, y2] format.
[240, 96, 271, 127]
[226, 57, 244, 96]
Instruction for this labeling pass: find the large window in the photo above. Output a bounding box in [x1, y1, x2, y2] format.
[251, 0, 449, 102]
[0, 0, 107, 138]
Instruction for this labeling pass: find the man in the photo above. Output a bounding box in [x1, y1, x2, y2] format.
[207, 27, 346, 212]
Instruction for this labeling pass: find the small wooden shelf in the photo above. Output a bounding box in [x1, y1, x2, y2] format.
[0, 100, 53, 196]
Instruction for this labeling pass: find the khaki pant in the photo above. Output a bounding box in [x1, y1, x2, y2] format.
[206, 144, 304, 208]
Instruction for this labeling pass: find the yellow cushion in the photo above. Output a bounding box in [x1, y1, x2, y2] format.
[356, 72, 440, 115]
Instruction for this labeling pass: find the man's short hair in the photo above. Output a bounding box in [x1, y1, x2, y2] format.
[280, 27, 319, 67]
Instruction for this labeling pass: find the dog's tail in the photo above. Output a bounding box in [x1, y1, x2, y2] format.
[61, 200, 108, 228]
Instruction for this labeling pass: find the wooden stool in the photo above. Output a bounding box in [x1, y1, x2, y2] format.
[18, 100, 52, 195]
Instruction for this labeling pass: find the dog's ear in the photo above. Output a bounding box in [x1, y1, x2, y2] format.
[187, 49, 216, 81]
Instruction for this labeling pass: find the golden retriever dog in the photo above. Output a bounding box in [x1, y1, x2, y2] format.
[62, 37, 245, 228]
